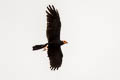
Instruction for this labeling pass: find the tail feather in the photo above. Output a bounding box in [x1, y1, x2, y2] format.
[32, 43, 48, 51]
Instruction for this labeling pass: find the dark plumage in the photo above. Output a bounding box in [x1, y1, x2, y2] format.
[33, 5, 68, 70]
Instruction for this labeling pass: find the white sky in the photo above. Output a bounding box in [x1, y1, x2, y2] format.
[0, 0, 120, 80]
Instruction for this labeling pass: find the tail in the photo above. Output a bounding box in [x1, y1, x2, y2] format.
[32, 43, 48, 51]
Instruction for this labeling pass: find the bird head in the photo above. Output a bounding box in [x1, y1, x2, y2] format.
[62, 40, 68, 44]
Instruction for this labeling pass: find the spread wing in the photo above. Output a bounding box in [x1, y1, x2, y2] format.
[46, 5, 63, 70]
[48, 45, 63, 70]
[46, 5, 61, 42]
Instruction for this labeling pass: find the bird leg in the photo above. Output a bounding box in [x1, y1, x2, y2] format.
[43, 45, 48, 51]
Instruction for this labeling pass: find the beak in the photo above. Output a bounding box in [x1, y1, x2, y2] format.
[64, 41, 68, 44]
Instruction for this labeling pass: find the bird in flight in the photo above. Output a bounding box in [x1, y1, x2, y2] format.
[33, 5, 68, 70]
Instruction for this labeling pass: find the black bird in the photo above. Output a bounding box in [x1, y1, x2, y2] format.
[33, 5, 68, 70]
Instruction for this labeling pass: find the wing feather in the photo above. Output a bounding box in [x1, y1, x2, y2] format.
[46, 5, 61, 42]
[46, 5, 63, 70]
[48, 46, 63, 70]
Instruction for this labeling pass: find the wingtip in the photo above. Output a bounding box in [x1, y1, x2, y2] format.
[52, 5, 55, 10]
[47, 5, 56, 10]
[50, 67, 59, 71]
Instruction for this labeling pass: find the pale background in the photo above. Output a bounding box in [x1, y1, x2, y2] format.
[0, 0, 120, 80]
